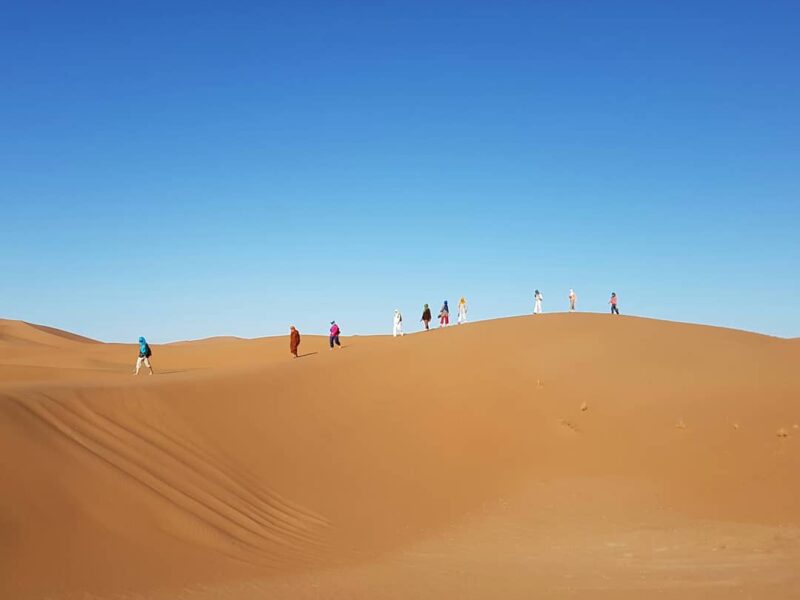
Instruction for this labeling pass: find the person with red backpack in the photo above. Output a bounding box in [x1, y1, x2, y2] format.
[329, 321, 342, 349]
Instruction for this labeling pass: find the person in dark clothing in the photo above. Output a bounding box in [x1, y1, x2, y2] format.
[421, 304, 432, 330]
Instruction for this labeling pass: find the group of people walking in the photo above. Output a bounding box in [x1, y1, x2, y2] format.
[290, 321, 340, 358]
[270, 320, 345, 360]
[134, 292, 622, 370]
[532, 289, 620, 315]
[288, 298, 470, 361]
[404, 297, 468, 336]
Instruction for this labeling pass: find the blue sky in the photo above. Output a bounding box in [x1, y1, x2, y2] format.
[1, 1, 798, 341]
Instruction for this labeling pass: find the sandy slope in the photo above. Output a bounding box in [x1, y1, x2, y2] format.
[0, 315, 798, 599]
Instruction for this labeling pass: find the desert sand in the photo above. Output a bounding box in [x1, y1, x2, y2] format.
[1, 314, 798, 599]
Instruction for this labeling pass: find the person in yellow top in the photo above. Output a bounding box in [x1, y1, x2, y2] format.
[457, 297, 468, 324]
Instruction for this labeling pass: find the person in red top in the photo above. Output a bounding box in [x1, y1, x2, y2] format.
[609, 292, 620, 315]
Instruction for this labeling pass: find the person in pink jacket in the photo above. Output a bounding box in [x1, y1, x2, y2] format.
[609, 292, 620, 315]
[329, 321, 342, 349]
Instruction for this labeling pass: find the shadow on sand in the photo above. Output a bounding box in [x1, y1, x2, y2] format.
[150, 368, 211, 375]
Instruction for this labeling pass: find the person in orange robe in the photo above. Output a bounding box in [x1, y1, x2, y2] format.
[289, 326, 301, 358]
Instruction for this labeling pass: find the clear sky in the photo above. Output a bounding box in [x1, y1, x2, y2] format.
[1, 1, 798, 342]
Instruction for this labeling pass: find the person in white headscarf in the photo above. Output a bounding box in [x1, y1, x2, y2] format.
[457, 297, 468, 324]
[393, 309, 404, 337]
[569, 289, 577, 312]
[533, 290, 543, 314]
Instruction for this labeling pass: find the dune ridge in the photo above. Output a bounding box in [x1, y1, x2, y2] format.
[1, 314, 799, 599]
[0, 319, 98, 347]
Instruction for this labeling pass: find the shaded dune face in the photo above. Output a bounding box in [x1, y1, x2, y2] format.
[0, 315, 799, 599]
[14, 392, 330, 567]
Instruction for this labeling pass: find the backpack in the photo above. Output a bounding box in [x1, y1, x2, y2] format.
[145, 344, 152, 358]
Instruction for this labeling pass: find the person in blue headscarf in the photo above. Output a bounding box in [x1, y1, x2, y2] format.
[135, 336, 154, 375]
[438, 300, 450, 327]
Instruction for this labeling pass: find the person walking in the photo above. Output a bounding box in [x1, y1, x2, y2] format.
[134, 336, 153, 375]
[457, 297, 468, 324]
[533, 290, 543, 314]
[393, 309, 404, 337]
[609, 292, 620, 315]
[329, 321, 342, 350]
[438, 300, 450, 327]
[289, 326, 301, 357]
[421, 304, 432, 330]
[569, 289, 577, 312]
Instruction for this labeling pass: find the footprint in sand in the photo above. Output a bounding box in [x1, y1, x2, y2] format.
[559, 418, 580, 433]
[777, 428, 789, 438]
[675, 420, 687, 430]
[580, 402, 588, 412]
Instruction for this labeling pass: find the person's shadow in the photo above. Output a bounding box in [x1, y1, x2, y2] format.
[296, 352, 318, 358]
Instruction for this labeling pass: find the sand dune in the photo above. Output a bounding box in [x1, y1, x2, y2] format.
[1, 315, 798, 599]
[0, 320, 98, 347]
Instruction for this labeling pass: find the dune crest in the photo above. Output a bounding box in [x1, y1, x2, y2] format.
[0, 319, 98, 347]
